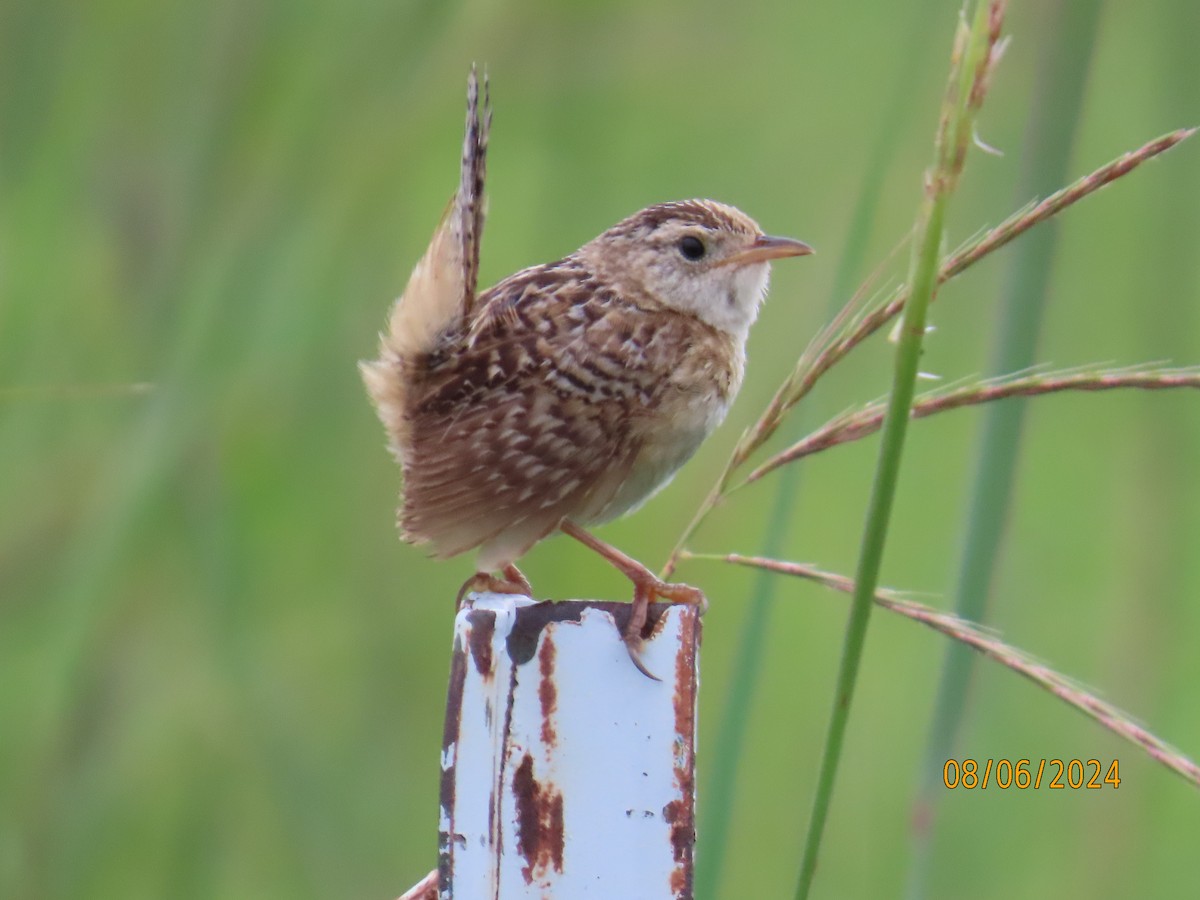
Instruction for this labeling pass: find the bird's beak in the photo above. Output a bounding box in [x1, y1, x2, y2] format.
[720, 234, 814, 267]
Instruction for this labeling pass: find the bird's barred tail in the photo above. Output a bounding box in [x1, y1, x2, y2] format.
[458, 65, 490, 319]
[380, 65, 491, 360]
[361, 67, 492, 454]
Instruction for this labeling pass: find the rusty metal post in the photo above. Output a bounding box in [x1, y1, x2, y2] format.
[397, 869, 438, 900]
[438, 593, 701, 899]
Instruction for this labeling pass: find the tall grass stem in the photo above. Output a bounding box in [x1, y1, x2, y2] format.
[794, 5, 1005, 896]
[907, 3, 1102, 894]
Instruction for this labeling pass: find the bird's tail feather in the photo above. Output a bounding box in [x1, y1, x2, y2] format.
[362, 67, 490, 453]
[379, 65, 490, 361]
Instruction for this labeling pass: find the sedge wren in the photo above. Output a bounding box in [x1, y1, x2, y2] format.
[362, 69, 811, 674]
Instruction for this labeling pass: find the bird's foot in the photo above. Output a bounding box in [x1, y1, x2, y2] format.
[622, 576, 706, 681]
[559, 520, 706, 680]
[455, 564, 534, 609]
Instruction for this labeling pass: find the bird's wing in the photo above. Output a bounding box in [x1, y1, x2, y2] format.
[378, 65, 490, 361]
[397, 263, 667, 564]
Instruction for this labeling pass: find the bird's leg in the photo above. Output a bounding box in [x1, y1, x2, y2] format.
[455, 564, 534, 609]
[559, 520, 706, 679]
[498, 564, 534, 596]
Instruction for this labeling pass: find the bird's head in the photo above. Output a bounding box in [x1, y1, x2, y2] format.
[577, 199, 812, 341]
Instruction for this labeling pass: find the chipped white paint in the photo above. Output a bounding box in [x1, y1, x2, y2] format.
[439, 593, 700, 899]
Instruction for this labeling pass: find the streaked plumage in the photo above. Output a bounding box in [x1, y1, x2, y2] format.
[362, 68, 811, 650]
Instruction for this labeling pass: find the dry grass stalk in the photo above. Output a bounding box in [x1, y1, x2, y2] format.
[662, 127, 1195, 576]
[691, 551, 1200, 790]
[744, 364, 1200, 483]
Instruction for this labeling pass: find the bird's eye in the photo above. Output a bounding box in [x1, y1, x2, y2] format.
[678, 235, 706, 261]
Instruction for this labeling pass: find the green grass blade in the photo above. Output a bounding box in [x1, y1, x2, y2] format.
[794, 4, 1003, 896]
[694, 140, 884, 900]
[906, 1, 1104, 895]
[692, 5, 945, 892]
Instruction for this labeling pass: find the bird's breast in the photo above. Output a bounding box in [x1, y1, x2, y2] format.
[585, 329, 744, 524]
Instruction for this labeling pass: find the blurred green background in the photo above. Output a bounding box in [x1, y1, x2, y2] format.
[1, 0, 1197, 897]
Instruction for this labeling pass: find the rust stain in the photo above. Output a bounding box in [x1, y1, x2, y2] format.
[493, 663, 521, 866]
[507, 599, 676, 661]
[644, 601, 671, 640]
[667, 605, 701, 898]
[608, 600, 669, 643]
[512, 752, 565, 885]
[397, 868, 439, 900]
[442, 634, 468, 757]
[672, 608, 698, 752]
[487, 788, 496, 857]
[662, 798, 694, 862]
[669, 857, 688, 898]
[507, 601, 587, 664]
[465, 608, 496, 677]
[537, 634, 558, 747]
[439, 633, 469, 883]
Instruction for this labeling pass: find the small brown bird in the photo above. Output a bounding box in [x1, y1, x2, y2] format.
[362, 69, 811, 671]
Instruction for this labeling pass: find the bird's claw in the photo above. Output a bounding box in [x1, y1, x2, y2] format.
[622, 578, 706, 681]
[623, 635, 663, 682]
[455, 565, 534, 609]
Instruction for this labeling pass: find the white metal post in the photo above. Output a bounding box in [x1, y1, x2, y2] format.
[437, 593, 701, 899]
